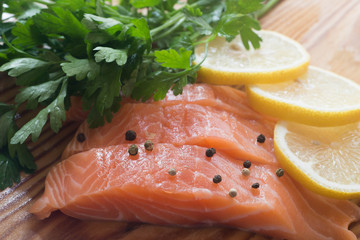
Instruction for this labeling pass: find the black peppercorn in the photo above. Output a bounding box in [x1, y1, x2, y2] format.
[125, 130, 137, 141]
[252, 182, 260, 189]
[14, 113, 21, 120]
[213, 174, 222, 184]
[243, 160, 251, 168]
[276, 168, 285, 177]
[257, 134, 266, 143]
[206, 148, 216, 157]
[77, 133, 86, 143]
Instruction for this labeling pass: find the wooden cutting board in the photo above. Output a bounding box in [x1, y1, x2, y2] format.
[1, 0, 360, 239]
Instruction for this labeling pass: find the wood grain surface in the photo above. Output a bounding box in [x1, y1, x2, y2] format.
[1, 0, 360, 239]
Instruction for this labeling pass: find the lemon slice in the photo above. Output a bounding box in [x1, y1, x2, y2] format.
[194, 30, 310, 84]
[247, 66, 360, 127]
[274, 120, 360, 199]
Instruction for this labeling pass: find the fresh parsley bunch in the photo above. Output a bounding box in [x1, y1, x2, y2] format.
[0, 0, 277, 190]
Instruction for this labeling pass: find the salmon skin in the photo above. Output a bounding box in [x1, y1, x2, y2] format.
[30, 84, 360, 240]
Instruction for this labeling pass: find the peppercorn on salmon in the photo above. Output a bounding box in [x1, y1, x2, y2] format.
[30, 84, 360, 240]
[30, 143, 359, 240]
[62, 84, 276, 164]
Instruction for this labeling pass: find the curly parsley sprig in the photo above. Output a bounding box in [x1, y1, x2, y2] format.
[0, 0, 279, 190]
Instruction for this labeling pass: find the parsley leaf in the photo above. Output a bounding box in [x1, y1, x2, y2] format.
[3, 0, 43, 19]
[0, 109, 15, 148]
[82, 62, 122, 127]
[11, 19, 44, 49]
[0, 153, 20, 191]
[214, 0, 263, 49]
[83, 14, 122, 30]
[237, 0, 264, 14]
[0, 58, 49, 77]
[94, 64, 122, 115]
[54, 0, 86, 12]
[0, 104, 36, 190]
[33, 7, 88, 39]
[217, 14, 262, 49]
[15, 77, 65, 109]
[154, 48, 192, 69]
[94, 47, 128, 66]
[238, 16, 262, 49]
[61, 56, 99, 81]
[11, 78, 68, 144]
[183, 7, 213, 35]
[129, 18, 151, 49]
[131, 64, 199, 101]
[82, 14, 124, 44]
[7, 123, 36, 171]
[225, 0, 264, 15]
[0, 103, 13, 116]
[130, 0, 161, 8]
[15, 66, 51, 86]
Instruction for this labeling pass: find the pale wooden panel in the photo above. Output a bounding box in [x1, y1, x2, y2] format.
[261, 0, 360, 83]
[1, 1, 360, 239]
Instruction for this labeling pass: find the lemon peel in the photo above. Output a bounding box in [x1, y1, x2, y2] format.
[194, 30, 310, 85]
[247, 66, 360, 127]
[274, 120, 360, 199]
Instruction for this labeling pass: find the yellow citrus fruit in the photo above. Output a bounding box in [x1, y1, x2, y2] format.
[246, 66, 360, 127]
[274, 120, 360, 199]
[194, 30, 310, 85]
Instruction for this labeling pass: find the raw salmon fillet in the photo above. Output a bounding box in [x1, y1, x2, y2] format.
[62, 85, 276, 164]
[30, 84, 360, 240]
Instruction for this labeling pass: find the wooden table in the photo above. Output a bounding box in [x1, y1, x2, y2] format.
[1, 1, 360, 239]
[261, 0, 360, 84]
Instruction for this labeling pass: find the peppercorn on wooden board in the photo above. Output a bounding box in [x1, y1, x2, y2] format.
[1, 0, 360, 239]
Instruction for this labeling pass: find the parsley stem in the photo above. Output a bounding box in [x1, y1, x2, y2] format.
[152, 16, 186, 41]
[193, 33, 216, 46]
[256, 0, 281, 19]
[2, 34, 36, 59]
[148, 0, 214, 39]
[150, 12, 185, 37]
[102, 5, 134, 23]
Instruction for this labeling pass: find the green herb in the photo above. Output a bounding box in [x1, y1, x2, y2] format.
[0, 0, 279, 190]
[0, 103, 36, 190]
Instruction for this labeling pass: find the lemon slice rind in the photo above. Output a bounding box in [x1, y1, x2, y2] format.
[194, 30, 310, 85]
[247, 66, 360, 127]
[274, 121, 360, 199]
